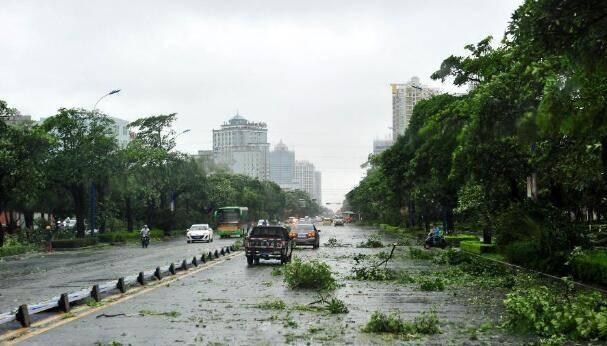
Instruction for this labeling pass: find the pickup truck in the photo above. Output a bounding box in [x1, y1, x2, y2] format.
[245, 225, 294, 265]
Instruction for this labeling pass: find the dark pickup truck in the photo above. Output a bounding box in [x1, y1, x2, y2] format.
[245, 225, 294, 265]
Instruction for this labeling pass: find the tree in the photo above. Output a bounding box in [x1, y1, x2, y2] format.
[42, 108, 117, 237]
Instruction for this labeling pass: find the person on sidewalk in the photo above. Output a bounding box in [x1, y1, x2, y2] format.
[45, 225, 53, 252]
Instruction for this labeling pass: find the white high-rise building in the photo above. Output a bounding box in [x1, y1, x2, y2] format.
[269, 140, 299, 189]
[212, 113, 270, 180]
[373, 138, 393, 155]
[391, 77, 439, 139]
[38, 115, 132, 148]
[294, 160, 315, 198]
[313, 171, 322, 205]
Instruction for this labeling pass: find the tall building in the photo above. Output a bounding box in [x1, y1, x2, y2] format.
[38, 115, 132, 148]
[3, 114, 32, 126]
[110, 117, 131, 148]
[313, 171, 322, 205]
[269, 140, 298, 189]
[373, 138, 393, 155]
[391, 76, 439, 139]
[212, 113, 270, 180]
[294, 160, 315, 198]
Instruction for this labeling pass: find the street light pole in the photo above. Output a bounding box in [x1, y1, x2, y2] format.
[89, 89, 121, 234]
[92, 89, 121, 112]
[169, 129, 191, 213]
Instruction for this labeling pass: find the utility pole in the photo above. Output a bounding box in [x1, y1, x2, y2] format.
[89, 89, 121, 233]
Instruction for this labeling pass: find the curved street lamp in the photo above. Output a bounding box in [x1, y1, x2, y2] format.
[89, 89, 121, 234]
[92, 89, 121, 112]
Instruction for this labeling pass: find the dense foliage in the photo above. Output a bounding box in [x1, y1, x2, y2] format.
[346, 0, 607, 273]
[0, 105, 321, 245]
[282, 257, 337, 290]
[504, 277, 607, 341]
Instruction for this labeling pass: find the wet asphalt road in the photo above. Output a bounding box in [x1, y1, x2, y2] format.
[13, 224, 523, 345]
[0, 235, 234, 313]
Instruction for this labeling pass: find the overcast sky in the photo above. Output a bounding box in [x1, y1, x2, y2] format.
[1, 0, 522, 209]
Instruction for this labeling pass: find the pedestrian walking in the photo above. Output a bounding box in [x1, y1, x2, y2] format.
[45, 225, 53, 252]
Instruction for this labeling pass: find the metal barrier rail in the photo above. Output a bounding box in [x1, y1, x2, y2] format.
[0, 245, 236, 328]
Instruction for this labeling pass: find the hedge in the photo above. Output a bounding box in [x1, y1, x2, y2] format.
[570, 250, 607, 286]
[445, 234, 478, 247]
[0, 244, 34, 257]
[460, 240, 496, 254]
[52, 238, 98, 249]
[379, 224, 402, 233]
[96, 229, 183, 243]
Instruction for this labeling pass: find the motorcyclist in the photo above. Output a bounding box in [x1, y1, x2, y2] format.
[140, 225, 150, 248]
[433, 225, 442, 238]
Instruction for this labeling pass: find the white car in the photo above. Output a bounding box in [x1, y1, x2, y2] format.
[186, 224, 213, 243]
[257, 219, 270, 226]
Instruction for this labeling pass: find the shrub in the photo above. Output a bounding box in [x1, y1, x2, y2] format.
[351, 266, 398, 281]
[256, 299, 286, 310]
[326, 297, 349, 314]
[0, 235, 36, 257]
[503, 280, 607, 341]
[363, 310, 440, 336]
[445, 234, 478, 247]
[460, 240, 495, 254]
[569, 250, 607, 286]
[52, 238, 98, 248]
[437, 248, 471, 265]
[282, 257, 336, 290]
[325, 237, 345, 247]
[357, 234, 384, 248]
[379, 224, 401, 233]
[412, 310, 441, 334]
[409, 247, 436, 260]
[419, 277, 445, 291]
[97, 231, 139, 243]
[363, 311, 413, 334]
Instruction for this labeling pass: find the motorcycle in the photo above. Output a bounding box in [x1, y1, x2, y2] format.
[424, 231, 447, 249]
[141, 235, 150, 248]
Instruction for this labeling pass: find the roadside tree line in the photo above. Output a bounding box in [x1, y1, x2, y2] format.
[0, 104, 321, 245]
[347, 0, 607, 274]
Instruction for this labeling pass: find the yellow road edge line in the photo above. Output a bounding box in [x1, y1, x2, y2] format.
[1, 252, 243, 345]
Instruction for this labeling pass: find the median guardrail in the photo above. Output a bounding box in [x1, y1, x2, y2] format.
[0, 244, 236, 329]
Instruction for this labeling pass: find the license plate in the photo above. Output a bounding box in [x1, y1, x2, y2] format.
[297, 234, 307, 239]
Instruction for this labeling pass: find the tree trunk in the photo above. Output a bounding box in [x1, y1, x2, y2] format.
[125, 197, 133, 232]
[24, 210, 34, 229]
[71, 184, 86, 238]
[97, 183, 106, 233]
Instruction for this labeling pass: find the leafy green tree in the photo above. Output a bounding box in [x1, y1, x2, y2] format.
[42, 108, 117, 237]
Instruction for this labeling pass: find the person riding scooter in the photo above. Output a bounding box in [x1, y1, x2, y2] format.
[424, 225, 447, 249]
[140, 225, 150, 248]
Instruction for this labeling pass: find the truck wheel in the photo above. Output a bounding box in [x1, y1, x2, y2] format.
[247, 256, 254, 265]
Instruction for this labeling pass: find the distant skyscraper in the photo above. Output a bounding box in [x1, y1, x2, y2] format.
[212, 113, 270, 180]
[38, 115, 132, 148]
[373, 138, 393, 155]
[313, 171, 322, 205]
[269, 140, 297, 189]
[391, 76, 439, 139]
[294, 160, 315, 198]
[110, 117, 132, 148]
